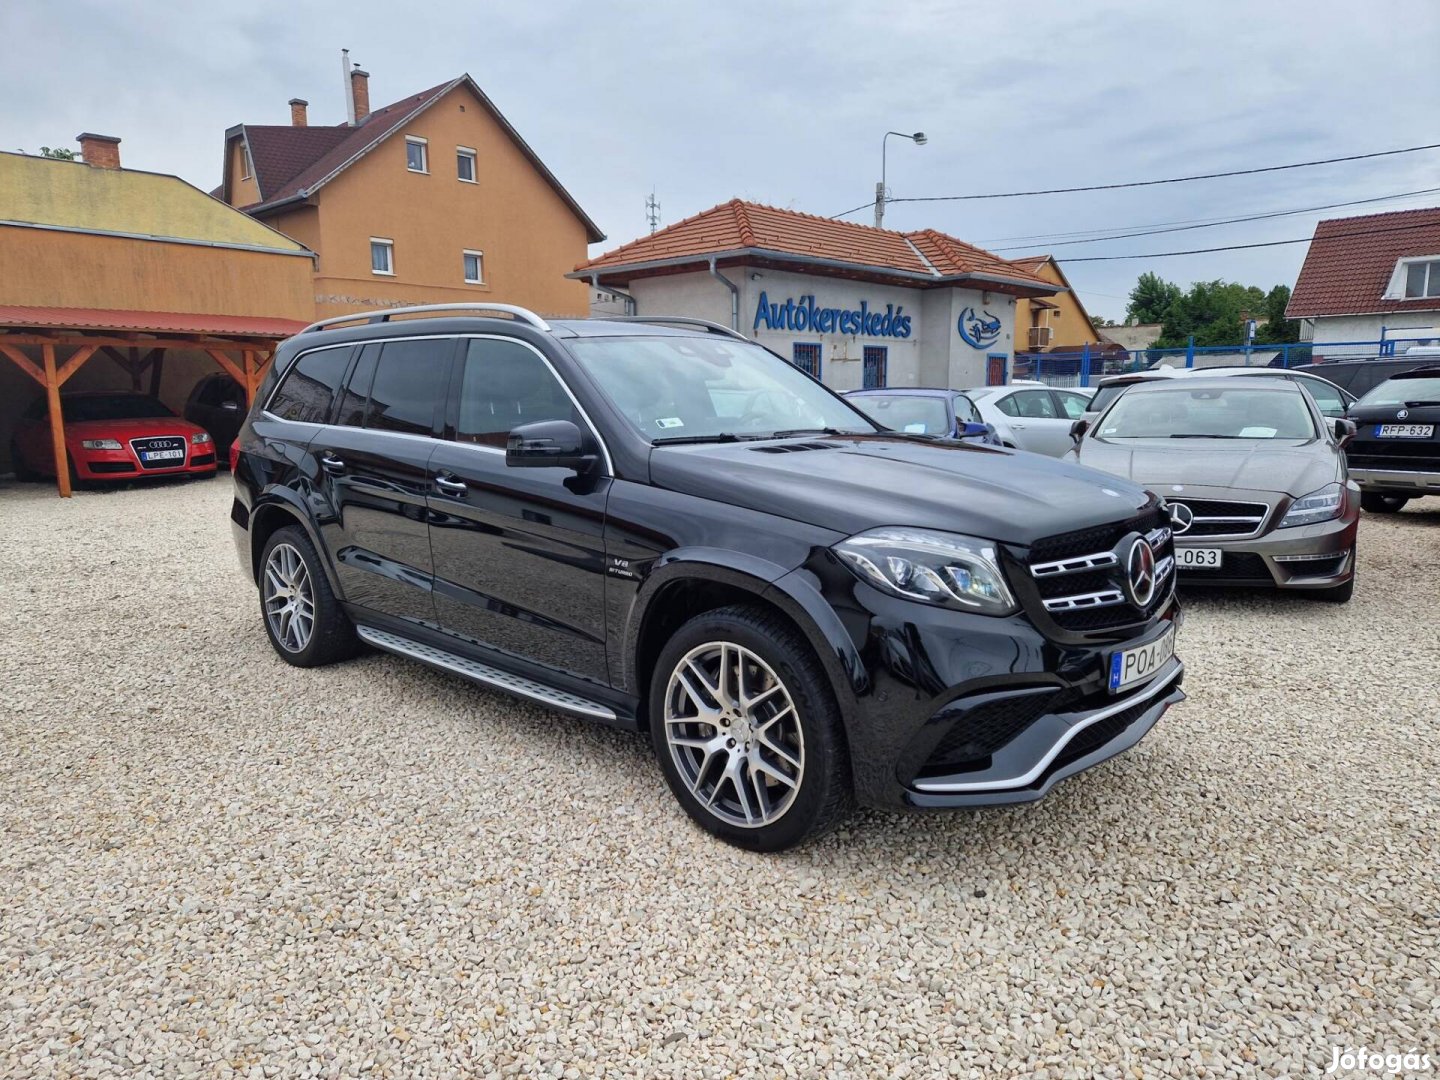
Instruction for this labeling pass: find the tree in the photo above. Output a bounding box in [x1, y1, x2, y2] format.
[1253, 284, 1300, 345]
[37, 146, 76, 160]
[1125, 272, 1182, 324]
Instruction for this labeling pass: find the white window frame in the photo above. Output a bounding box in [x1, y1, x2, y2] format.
[456, 146, 477, 184]
[1385, 255, 1440, 300]
[240, 142, 253, 180]
[405, 136, 429, 174]
[463, 249, 485, 285]
[370, 237, 395, 276]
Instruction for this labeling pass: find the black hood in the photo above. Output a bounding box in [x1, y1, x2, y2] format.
[648, 434, 1153, 545]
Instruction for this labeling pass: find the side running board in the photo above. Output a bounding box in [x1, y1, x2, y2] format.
[356, 626, 618, 721]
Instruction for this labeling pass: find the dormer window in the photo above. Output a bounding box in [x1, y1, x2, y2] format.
[1403, 258, 1440, 299]
[241, 142, 253, 180]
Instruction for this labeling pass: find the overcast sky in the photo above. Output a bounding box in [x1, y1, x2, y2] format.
[6, 0, 1439, 323]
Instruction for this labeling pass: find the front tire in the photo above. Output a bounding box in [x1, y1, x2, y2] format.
[258, 526, 358, 667]
[1360, 491, 1409, 513]
[649, 605, 852, 852]
[9, 440, 40, 482]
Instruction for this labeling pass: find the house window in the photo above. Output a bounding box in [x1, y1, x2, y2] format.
[240, 143, 253, 180]
[457, 146, 477, 183]
[863, 346, 888, 389]
[463, 250, 484, 284]
[405, 136, 429, 173]
[370, 238, 394, 276]
[1404, 259, 1440, 299]
[792, 342, 821, 379]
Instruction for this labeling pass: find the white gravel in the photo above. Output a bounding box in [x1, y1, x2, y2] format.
[1, 477, 1437, 1079]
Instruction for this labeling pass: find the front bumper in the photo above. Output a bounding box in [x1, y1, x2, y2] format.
[71, 441, 216, 480]
[1173, 505, 1358, 591]
[1349, 466, 1440, 497]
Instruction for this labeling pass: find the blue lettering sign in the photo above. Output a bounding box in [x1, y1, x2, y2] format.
[752, 292, 912, 339]
[957, 307, 1003, 349]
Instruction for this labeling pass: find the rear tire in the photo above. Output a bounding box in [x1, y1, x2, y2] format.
[258, 525, 358, 667]
[9, 440, 40, 482]
[1360, 491, 1409, 513]
[648, 604, 852, 852]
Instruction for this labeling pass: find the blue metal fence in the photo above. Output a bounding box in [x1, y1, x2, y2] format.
[1012, 330, 1440, 388]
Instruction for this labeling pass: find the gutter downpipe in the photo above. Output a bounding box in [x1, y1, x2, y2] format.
[709, 255, 741, 332]
[590, 273, 637, 316]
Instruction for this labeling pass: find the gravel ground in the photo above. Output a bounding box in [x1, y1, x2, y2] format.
[1, 477, 1437, 1079]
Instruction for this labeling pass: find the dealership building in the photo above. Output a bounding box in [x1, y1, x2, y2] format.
[571, 200, 1062, 389]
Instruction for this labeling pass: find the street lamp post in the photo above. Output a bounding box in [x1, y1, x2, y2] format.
[876, 130, 927, 228]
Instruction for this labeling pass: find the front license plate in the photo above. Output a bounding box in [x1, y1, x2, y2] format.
[142, 449, 185, 461]
[1109, 626, 1176, 693]
[1375, 424, 1433, 438]
[1175, 547, 1222, 568]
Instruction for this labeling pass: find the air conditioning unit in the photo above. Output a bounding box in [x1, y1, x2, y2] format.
[1028, 325, 1052, 349]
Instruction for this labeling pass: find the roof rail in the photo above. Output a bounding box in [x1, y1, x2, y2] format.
[602, 315, 748, 341]
[300, 303, 551, 336]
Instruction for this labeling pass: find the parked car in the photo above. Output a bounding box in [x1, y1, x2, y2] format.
[844, 387, 998, 444]
[1067, 378, 1359, 601]
[1291, 356, 1439, 400]
[964, 384, 1096, 455]
[185, 373, 246, 464]
[1170, 366, 1355, 417]
[1342, 365, 1440, 512]
[10, 391, 217, 484]
[1081, 370, 1182, 425]
[232, 306, 1185, 851]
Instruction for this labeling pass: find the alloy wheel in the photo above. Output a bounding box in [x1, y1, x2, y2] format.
[263, 542, 315, 653]
[662, 641, 805, 828]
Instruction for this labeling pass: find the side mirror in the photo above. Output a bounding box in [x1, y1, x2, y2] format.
[1334, 418, 1356, 446]
[506, 419, 595, 472]
[958, 421, 990, 439]
[1070, 419, 1089, 443]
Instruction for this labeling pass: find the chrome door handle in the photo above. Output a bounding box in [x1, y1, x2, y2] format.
[319, 453, 345, 473]
[435, 474, 468, 496]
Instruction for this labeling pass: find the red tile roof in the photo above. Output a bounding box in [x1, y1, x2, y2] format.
[572, 200, 1056, 293]
[230, 75, 603, 242]
[0, 305, 309, 338]
[1287, 206, 1440, 318]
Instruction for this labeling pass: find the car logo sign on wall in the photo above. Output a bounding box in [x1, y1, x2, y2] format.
[1125, 538, 1157, 607]
[1168, 502, 1194, 535]
[956, 307, 1003, 349]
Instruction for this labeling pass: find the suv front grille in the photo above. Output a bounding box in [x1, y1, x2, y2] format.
[1025, 507, 1174, 633]
[1346, 439, 1440, 470]
[1169, 498, 1269, 538]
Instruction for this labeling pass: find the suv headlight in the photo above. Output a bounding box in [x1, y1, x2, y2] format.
[80, 438, 122, 450]
[1279, 482, 1344, 528]
[833, 528, 1017, 616]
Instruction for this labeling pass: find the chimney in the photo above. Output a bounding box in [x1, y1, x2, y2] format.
[76, 133, 122, 169]
[349, 67, 370, 124]
[288, 98, 309, 127]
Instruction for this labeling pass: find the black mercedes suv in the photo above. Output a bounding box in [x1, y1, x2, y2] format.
[231, 304, 1185, 850]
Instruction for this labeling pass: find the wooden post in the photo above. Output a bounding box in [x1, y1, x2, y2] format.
[128, 347, 142, 391]
[42, 344, 70, 498]
[149, 350, 165, 398]
[242, 349, 257, 404]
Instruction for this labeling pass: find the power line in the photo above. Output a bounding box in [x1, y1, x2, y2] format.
[1060, 218, 1440, 263]
[831, 199, 876, 220]
[989, 186, 1440, 252]
[831, 140, 1440, 218]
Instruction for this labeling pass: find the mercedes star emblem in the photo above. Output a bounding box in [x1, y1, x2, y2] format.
[1126, 538, 1157, 608]
[1168, 502, 1194, 535]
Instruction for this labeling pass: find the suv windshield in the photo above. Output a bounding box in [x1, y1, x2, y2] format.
[849, 394, 949, 434]
[59, 395, 175, 422]
[1358, 375, 1440, 406]
[568, 335, 877, 442]
[1097, 387, 1317, 440]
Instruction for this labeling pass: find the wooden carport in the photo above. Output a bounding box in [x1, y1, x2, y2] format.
[0, 306, 308, 497]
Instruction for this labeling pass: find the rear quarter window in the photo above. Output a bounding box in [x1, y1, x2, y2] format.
[268, 347, 351, 423]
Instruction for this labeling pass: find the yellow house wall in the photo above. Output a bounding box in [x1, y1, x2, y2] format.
[288, 84, 591, 319]
[0, 227, 314, 320]
[1015, 261, 1098, 350]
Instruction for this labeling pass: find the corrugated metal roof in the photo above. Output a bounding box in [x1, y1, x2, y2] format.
[0, 305, 308, 337]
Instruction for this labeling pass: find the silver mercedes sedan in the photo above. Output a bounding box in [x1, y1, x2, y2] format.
[1065, 378, 1360, 602]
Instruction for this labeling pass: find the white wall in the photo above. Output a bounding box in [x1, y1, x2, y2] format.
[627, 273, 734, 328]
[1310, 311, 1440, 356]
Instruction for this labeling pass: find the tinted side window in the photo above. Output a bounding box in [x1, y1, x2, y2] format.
[1054, 391, 1089, 419]
[1296, 377, 1345, 417]
[335, 345, 377, 428]
[995, 394, 1020, 418]
[953, 394, 981, 424]
[457, 339, 578, 447]
[365, 339, 453, 436]
[268, 347, 351, 423]
[1013, 390, 1058, 418]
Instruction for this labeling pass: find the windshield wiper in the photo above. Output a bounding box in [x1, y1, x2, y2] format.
[652, 432, 750, 446]
[767, 427, 866, 439]
[1166, 433, 1248, 439]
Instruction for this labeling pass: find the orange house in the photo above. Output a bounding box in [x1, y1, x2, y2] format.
[1011, 255, 1104, 351]
[220, 69, 604, 319]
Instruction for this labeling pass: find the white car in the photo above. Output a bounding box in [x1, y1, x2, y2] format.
[1169, 366, 1356, 418]
[963, 384, 1096, 456]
